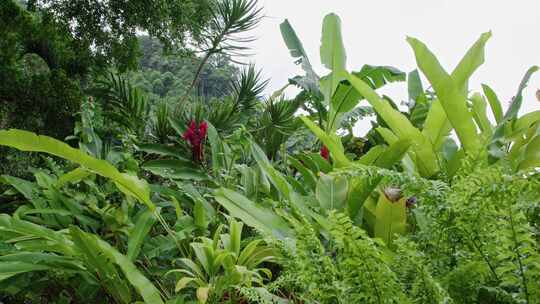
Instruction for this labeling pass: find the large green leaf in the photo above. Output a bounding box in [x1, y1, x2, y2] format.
[320, 13, 346, 72]
[142, 159, 208, 181]
[70, 226, 132, 304]
[471, 93, 493, 137]
[0, 261, 50, 282]
[299, 116, 351, 167]
[451, 32, 492, 91]
[127, 209, 157, 261]
[0, 129, 155, 210]
[408, 69, 424, 102]
[346, 73, 439, 177]
[56, 168, 93, 188]
[320, 13, 347, 105]
[214, 188, 294, 240]
[70, 227, 165, 304]
[316, 174, 348, 211]
[137, 143, 188, 160]
[421, 100, 453, 150]
[206, 121, 226, 176]
[280, 19, 318, 92]
[288, 157, 317, 191]
[518, 134, 540, 170]
[488, 66, 540, 161]
[407, 33, 491, 153]
[482, 84, 503, 124]
[328, 65, 405, 131]
[374, 139, 413, 169]
[373, 191, 407, 247]
[250, 141, 292, 199]
[0, 214, 74, 255]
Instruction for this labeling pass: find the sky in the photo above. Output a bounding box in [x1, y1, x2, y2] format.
[247, 0, 540, 135]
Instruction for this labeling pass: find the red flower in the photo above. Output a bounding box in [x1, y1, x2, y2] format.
[320, 145, 329, 160]
[183, 120, 208, 162]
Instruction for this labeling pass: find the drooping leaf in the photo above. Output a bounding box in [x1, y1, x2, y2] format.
[0, 129, 155, 210]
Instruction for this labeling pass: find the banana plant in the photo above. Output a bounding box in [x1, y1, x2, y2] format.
[408, 33, 540, 173]
[281, 14, 405, 161]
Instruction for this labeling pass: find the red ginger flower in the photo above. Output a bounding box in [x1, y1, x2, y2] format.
[320, 145, 329, 160]
[183, 120, 208, 162]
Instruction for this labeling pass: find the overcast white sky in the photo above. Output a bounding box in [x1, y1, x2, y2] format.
[248, 0, 540, 134]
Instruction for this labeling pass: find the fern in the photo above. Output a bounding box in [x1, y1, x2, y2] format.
[391, 238, 453, 304]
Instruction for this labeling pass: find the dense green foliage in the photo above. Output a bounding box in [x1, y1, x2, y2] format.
[1, 3, 540, 304]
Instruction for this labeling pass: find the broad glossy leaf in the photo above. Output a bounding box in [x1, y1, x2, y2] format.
[373, 192, 407, 247]
[142, 159, 208, 181]
[452, 32, 492, 91]
[206, 121, 225, 175]
[374, 139, 413, 169]
[214, 188, 294, 240]
[328, 65, 405, 131]
[137, 143, 187, 160]
[250, 141, 292, 199]
[320, 13, 346, 72]
[357, 146, 385, 166]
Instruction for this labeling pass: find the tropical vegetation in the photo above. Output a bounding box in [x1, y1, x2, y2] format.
[1, 0, 540, 303]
